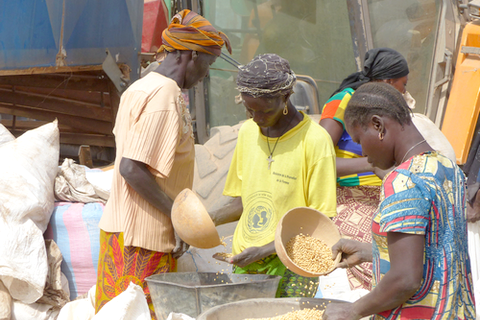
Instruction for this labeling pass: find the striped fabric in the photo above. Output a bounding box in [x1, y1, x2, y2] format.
[371, 152, 475, 319]
[98, 72, 195, 253]
[44, 202, 104, 300]
[321, 88, 381, 186]
[158, 9, 231, 56]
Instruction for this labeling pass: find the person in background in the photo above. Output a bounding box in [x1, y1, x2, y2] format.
[319, 48, 410, 290]
[94, 10, 231, 319]
[323, 82, 475, 320]
[462, 123, 480, 313]
[219, 53, 337, 297]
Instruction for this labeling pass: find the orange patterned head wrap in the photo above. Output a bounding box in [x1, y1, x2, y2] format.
[158, 9, 232, 57]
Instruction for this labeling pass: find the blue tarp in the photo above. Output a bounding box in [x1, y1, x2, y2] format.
[0, 0, 143, 79]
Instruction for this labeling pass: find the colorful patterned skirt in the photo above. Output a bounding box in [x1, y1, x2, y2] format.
[332, 185, 380, 290]
[95, 230, 176, 319]
[233, 254, 319, 298]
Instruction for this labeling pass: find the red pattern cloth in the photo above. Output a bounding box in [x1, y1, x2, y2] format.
[95, 230, 176, 319]
[332, 185, 380, 290]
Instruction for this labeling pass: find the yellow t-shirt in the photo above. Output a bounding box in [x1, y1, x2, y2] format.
[224, 112, 337, 255]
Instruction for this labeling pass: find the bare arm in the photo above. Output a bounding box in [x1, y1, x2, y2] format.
[353, 233, 424, 315]
[336, 157, 374, 177]
[319, 118, 343, 145]
[119, 157, 190, 258]
[119, 157, 173, 218]
[320, 118, 375, 177]
[210, 196, 243, 226]
[229, 241, 276, 267]
[324, 233, 425, 320]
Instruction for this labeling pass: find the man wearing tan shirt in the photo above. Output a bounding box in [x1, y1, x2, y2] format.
[94, 10, 231, 318]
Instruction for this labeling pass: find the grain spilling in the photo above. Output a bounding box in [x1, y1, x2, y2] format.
[244, 308, 324, 320]
[215, 252, 233, 259]
[220, 236, 228, 246]
[286, 234, 335, 274]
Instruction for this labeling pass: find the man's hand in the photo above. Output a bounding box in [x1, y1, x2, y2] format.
[332, 239, 372, 269]
[172, 231, 190, 259]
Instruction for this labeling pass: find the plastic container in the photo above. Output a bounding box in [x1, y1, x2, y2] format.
[146, 272, 281, 320]
[197, 297, 346, 320]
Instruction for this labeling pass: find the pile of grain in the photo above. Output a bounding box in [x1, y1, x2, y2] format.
[244, 308, 324, 320]
[286, 234, 334, 274]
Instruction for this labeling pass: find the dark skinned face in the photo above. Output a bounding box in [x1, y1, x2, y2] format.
[182, 52, 217, 89]
[386, 75, 408, 94]
[242, 94, 285, 128]
[346, 116, 396, 170]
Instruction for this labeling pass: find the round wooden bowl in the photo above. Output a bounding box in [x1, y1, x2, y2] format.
[172, 188, 221, 249]
[275, 207, 342, 277]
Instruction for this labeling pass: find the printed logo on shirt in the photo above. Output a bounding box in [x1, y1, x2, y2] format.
[242, 191, 275, 242]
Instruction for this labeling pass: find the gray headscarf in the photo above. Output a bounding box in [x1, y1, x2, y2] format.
[236, 53, 296, 98]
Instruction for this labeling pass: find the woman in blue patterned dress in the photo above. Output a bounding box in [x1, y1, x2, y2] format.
[323, 82, 475, 320]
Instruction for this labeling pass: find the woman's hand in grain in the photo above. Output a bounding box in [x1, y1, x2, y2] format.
[332, 239, 372, 269]
[323, 302, 361, 320]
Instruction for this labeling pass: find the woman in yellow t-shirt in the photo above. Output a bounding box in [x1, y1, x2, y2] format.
[221, 53, 337, 297]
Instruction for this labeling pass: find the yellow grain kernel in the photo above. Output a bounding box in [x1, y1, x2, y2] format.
[243, 309, 324, 320]
[285, 234, 335, 274]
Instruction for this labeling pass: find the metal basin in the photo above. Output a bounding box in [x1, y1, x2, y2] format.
[197, 297, 346, 320]
[146, 272, 281, 320]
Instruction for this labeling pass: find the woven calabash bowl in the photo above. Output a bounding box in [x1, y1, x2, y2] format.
[171, 188, 222, 249]
[275, 207, 342, 277]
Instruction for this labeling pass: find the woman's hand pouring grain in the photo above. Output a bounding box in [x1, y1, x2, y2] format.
[331, 239, 372, 269]
[230, 243, 275, 268]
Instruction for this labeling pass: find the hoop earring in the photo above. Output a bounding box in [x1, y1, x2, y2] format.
[283, 104, 288, 115]
[378, 132, 384, 141]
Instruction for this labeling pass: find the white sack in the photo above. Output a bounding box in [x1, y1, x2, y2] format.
[0, 120, 59, 232]
[92, 282, 150, 320]
[0, 280, 12, 320]
[468, 221, 480, 319]
[85, 168, 113, 200]
[57, 285, 96, 320]
[166, 312, 196, 320]
[0, 121, 59, 303]
[11, 301, 59, 320]
[0, 123, 14, 146]
[412, 113, 456, 163]
[55, 158, 107, 204]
